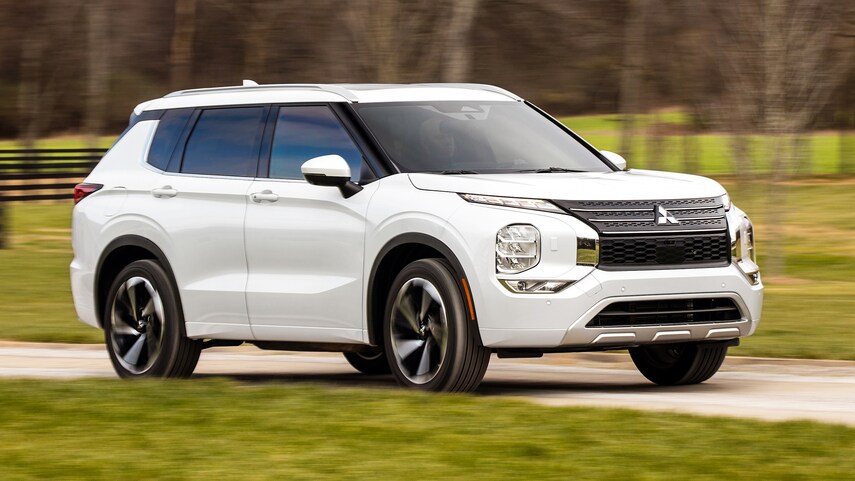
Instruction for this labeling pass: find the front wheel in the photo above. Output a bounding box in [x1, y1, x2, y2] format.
[629, 342, 728, 385]
[103, 259, 201, 378]
[383, 258, 490, 392]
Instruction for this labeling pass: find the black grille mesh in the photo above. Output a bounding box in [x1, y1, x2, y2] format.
[587, 298, 742, 328]
[599, 234, 730, 269]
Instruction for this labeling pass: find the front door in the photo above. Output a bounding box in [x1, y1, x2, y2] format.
[244, 105, 377, 343]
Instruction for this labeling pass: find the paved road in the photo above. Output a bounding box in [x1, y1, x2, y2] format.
[2, 342, 853, 427]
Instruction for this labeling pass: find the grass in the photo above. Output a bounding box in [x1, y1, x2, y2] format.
[2, 182, 855, 359]
[559, 113, 853, 175]
[0, 378, 853, 480]
[0, 123, 854, 358]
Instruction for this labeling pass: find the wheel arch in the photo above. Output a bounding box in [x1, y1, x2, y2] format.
[366, 233, 479, 346]
[94, 235, 181, 329]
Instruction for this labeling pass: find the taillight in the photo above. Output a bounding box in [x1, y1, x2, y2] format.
[73, 183, 103, 204]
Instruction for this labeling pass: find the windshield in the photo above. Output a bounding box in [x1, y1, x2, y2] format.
[353, 102, 612, 174]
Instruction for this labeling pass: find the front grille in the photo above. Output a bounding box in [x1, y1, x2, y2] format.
[554, 197, 727, 235]
[553, 197, 730, 269]
[587, 298, 742, 328]
[599, 234, 730, 270]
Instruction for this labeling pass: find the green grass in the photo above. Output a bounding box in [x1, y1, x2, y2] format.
[0, 203, 101, 343]
[2, 183, 855, 359]
[0, 378, 852, 480]
[1, 125, 854, 357]
[559, 114, 853, 175]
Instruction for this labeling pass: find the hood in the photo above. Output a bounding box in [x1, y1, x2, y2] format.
[407, 169, 726, 201]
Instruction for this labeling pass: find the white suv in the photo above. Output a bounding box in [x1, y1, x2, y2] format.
[71, 83, 763, 392]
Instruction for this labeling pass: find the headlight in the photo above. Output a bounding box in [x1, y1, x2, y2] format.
[496, 224, 540, 273]
[461, 193, 562, 213]
[721, 193, 732, 211]
[732, 215, 759, 284]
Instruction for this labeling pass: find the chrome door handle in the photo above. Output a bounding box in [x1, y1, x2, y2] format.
[250, 190, 279, 203]
[151, 186, 178, 198]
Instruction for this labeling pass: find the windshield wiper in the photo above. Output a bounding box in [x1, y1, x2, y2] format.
[513, 167, 587, 173]
[439, 169, 479, 175]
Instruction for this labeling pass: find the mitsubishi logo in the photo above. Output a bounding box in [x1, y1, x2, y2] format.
[655, 205, 679, 225]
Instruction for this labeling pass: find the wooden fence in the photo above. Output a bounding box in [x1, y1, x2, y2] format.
[0, 148, 107, 202]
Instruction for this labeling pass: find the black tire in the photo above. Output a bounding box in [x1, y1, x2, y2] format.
[383, 258, 490, 392]
[103, 259, 201, 379]
[343, 348, 391, 375]
[629, 342, 728, 386]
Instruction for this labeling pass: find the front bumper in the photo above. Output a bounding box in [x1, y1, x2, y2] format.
[475, 263, 763, 349]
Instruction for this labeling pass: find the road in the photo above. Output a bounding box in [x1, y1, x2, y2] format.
[1, 342, 853, 427]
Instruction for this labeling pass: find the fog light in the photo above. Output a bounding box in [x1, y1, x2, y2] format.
[500, 279, 572, 294]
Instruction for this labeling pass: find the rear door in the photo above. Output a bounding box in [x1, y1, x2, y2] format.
[243, 104, 378, 343]
[148, 106, 267, 339]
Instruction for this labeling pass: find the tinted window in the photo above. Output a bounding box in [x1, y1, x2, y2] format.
[181, 107, 266, 176]
[147, 109, 192, 170]
[354, 102, 610, 174]
[269, 106, 364, 180]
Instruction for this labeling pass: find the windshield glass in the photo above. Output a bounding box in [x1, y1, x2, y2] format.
[353, 102, 611, 174]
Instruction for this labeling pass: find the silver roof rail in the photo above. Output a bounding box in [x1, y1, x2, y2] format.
[164, 83, 361, 102]
[163, 82, 521, 102]
[412, 83, 523, 101]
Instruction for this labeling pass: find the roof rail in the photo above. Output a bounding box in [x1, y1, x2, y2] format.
[412, 83, 523, 101]
[164, 83, 360, 102]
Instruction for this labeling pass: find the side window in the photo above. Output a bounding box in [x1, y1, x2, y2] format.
[269, 106, 365, 181]
[147, 109, 192, 170]
[181, 107, 266, 177]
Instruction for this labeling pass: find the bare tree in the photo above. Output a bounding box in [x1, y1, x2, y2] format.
[85, 0, 109, 146]
[762, 0, 854, 276]
[619, 0, 648, 160]
[170, 0, 197, 91]
[442, 0, 480, 82]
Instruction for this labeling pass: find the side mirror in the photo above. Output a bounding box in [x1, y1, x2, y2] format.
[600, 150, 627, 171]
[301, 155, 363, 198]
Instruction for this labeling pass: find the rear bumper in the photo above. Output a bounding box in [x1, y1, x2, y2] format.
[475, 263, 763, 349]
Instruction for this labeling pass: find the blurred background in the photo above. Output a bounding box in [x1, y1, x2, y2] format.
[0, 0, 853, 359]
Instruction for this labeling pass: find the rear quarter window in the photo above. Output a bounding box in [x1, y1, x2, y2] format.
[147, 109, 193, 170]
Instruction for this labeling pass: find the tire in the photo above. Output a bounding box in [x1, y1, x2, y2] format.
[343, 348, 391, 375]
[629, 342, 728, 386]
[103, 259, 201, 379]
[383, 258, 490, 392]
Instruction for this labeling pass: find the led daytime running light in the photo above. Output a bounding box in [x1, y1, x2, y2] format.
[461, 193, 562, 213]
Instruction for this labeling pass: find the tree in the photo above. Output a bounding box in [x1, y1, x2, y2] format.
[170, 0, 197, 91]
[85, 0, 109, 145]
[619, 0, 648, 160]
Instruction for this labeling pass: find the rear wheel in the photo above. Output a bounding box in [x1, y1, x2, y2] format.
[383, 258, 490, 392]
[343, 348, 391, 374]
[103, 259, 201, 378]
[629, 342, 728, 385]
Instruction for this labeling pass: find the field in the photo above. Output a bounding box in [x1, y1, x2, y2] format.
[1, 116, 854, 358]
[0, 378, 852, 480]
[1, 180, 854, 359]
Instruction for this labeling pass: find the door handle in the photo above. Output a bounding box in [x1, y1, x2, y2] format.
[250, 189, 279, 203]
[151, 186, 178, 198]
